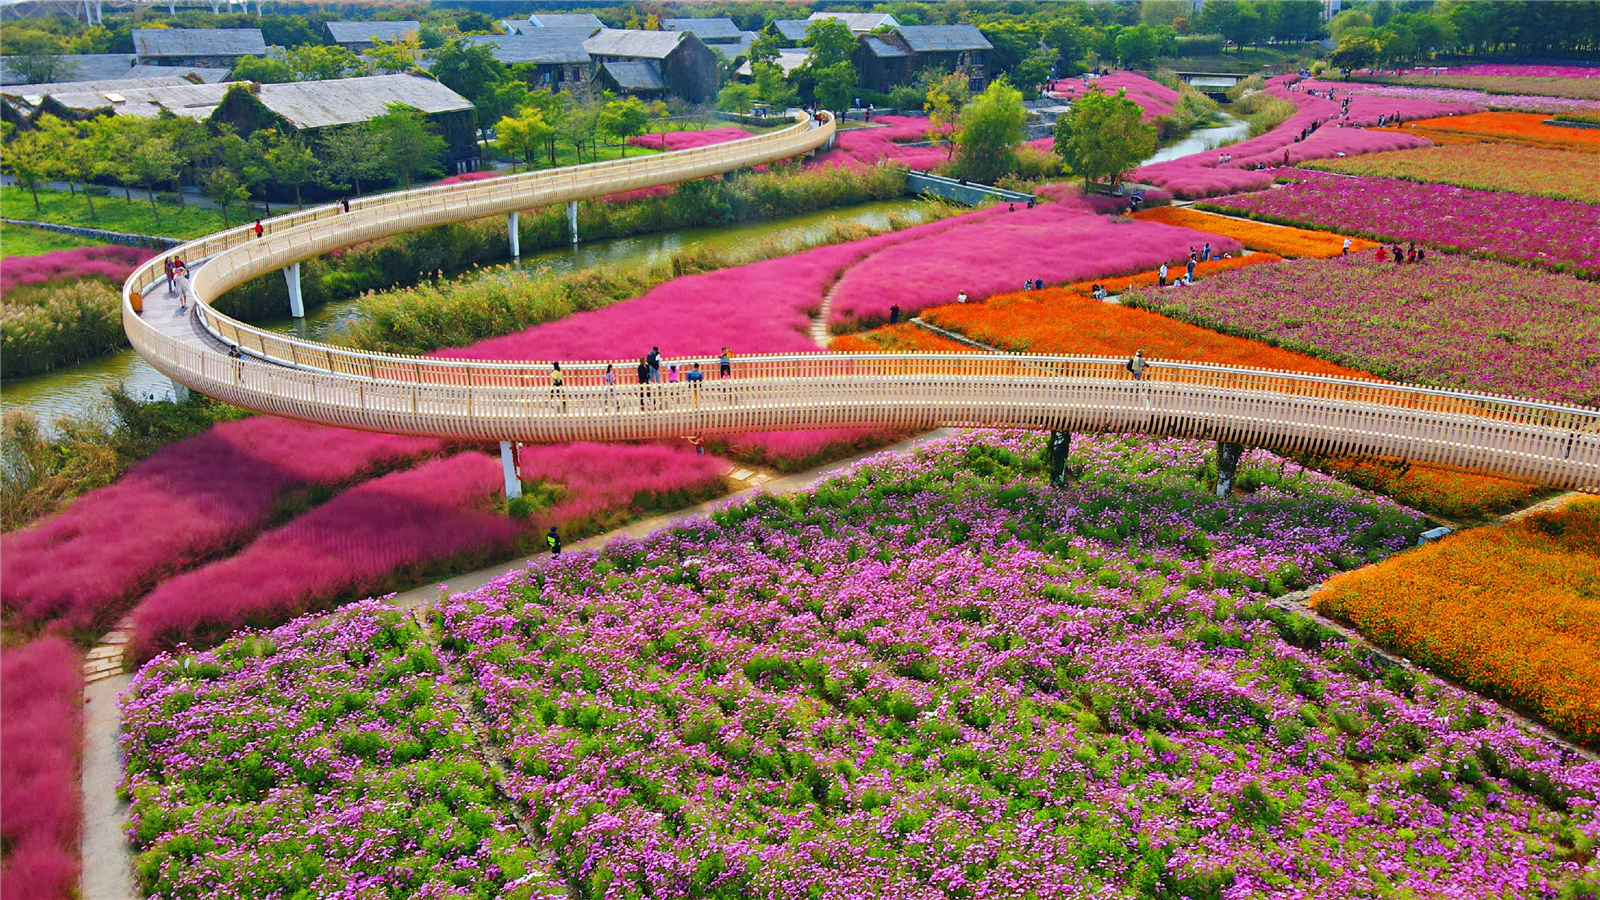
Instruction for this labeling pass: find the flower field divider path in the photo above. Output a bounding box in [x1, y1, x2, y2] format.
[1269, 490, 1597, 761]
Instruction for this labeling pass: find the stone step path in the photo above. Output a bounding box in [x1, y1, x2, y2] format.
[83, 617, 132, 685]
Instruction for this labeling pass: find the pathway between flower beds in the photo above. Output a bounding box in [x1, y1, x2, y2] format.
[76, 428, 959, 900]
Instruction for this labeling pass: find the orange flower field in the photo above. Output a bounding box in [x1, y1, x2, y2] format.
[921, 286, 1548, 519]
[1383, 111, 1600, 152]
[1312, 498, 1600, 745]
[1133, 207, 1379, 258]
[829, 322, 976, 352]
[1062, 252, 1284, 296]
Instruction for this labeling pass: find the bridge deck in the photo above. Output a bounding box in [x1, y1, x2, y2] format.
[120, 112, 1600, 493]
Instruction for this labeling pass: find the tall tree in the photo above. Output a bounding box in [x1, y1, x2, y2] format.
[0, 126, 55, 211]
[599, 96, 650, 156]
[4, 30, 70, 83]
[715, 82, 757, 116]
[1052, 86, 1156, 192]
[953, 78, 1027, 185]
[429, 38, 505, 113]
[128, 137, 182, 225]
[202, 167, 250, 226]
[811, 62, 858, 113]
[320, 123, 383, 196]
[804, 18, 857, 68]
[495, 108, 553, 171]
[230, 54, 295, 83]
[285, 44, 363, 81]
[362, 37, 422, 75]
[261, 130, 317, 209]
[369, 105, 447, 188]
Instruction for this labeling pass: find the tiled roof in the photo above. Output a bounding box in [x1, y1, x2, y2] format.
[131, 28, 266, 58]
[583, 29, 685, 60]
[0, 53, 135, 85]
[808, 12, 897, 32]
[771, 20, 810, 43]
[895, 24, 992, 53]
[464, 34, 590, 65]
[600, 60, 665, 91]
[863, 36, 908, 58]
[662, 17, 743, 40]
[325, 21, 420, 45]
[527, 13, 604, 31]
[253, 73, 471, 129]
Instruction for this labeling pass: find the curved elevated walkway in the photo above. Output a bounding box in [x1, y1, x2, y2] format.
[123, 113, 1600, 492]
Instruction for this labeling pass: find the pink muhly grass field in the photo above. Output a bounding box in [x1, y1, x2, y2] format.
[628, 127, 751, 151]
[435, 170, 502, 186]
[0, 244, 156, 294]
[1, 418, 440, 642]
[518, 441, 727, 528]
[828, 202, 1242, 326]
[127, 453, 513, 662]
[0, 637, 82, 900]
[1134, 83, 1465, 198]
[1048, 72, 1178, 120]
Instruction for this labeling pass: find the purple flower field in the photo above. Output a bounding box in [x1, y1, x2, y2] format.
[1302, 78, 1600, 113]
[130, 432, 1600, 897]
[1203, 170, 1600, 277]
[122, 602, 568, 899]
[1124, 255, 1600, 407]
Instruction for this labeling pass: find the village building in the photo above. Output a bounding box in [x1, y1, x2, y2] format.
[131, 28, 266, 69]
[324, 21, 420, 52]
[583, 29, 718, 103]
[855, 24, 993, 93]
[463, 33, 591, 94]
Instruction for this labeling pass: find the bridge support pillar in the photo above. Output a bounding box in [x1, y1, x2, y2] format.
[1216, 441, 1245, 497]
[566, 201, 578, 244]
[500, 441, 522, 500]
[170, 379, 191, 404]
[507, 211, 520, 258]
[283, 261, 304, 318]
[1047, 431, 1072, 487]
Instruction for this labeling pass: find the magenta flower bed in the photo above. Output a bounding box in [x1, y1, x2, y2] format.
[434, 170, 502, 186]
[517, 441, 727, 525]
[0, 244, 156, 294]
[1304, 78, 1600, 113]
[1381, 64, 1600, 79]
[127, 453, 516, 661]
[0, 637, 81, 900]
[828, 200, 1242, 326]
[628, 126, 752, 151]
[1206, 170, 1600, 277]
[811, 116, 955, 169]
[1134, 84, 1461, 198]
[1127, 254, 1600, 406]
[1048, 71, 1178, 120]
[0, 418, 441, 641]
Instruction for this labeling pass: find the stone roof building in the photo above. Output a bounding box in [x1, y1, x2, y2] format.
[855, 24, 992, 93]
[809, 11, 899, 33]
[131, 28, 267, 68]
[0, 53, 135, 85]
[527, 12, 604, 32]
[583, 29, 717, 103]
[325, 21, 420, 51]
[463, 34, 591, 94]
[662, 17, 743, 41]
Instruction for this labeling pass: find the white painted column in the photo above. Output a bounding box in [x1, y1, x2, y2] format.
[566, 200, 578, 244]
[282, 261, 304, 318]
[500, 441, 522, 499]
[170, 379, 191, 404]
[507, 211, 520, 257]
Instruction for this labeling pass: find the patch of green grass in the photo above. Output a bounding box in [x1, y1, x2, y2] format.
[1, 185, 243, 241]
[489, 140, 663, 170]
[0, 223, 101, 258]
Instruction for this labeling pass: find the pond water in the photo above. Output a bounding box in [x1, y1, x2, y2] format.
[2, 198, 930, 426]
[1141, 112, 1252, 165]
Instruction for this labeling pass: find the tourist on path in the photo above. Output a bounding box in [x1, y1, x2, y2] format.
[254, 220, 264, 239]
[603, 363, 617, 411]
[1185, 258, 1196, 282]
[719, 347, 732, 379]
[164, 257, 176, 292]
[686, 362, 704, 409]
[1158, 262, 1168, 287]
[647, 346, 662, 383]
[550, 362, 565, 413]
[889, 304, 900, 325]
[1127, 350, 1147, 382]
[1342, 237, 1352, 256]
[546, 526, 562, 556]
[636, 357, 651, 409]
[958, 290, 969, 304]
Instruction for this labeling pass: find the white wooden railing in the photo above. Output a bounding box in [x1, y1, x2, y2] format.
[120, 112, 1600, 492]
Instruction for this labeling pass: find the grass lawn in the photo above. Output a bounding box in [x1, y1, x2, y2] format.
[0, 185, 242, 241]
[486, 140, 662, 170]
[0, 222, 101, 258]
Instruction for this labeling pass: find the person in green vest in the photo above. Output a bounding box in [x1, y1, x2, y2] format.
[546, 526, 562, 556]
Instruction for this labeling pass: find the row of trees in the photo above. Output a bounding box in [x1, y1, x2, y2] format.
[494, 91, 661, 169]
[1, 104, 447, 225]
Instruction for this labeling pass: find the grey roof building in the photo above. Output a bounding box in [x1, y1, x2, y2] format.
[527, 12, 604, 32]
[598, 60, 665, 93]
[855, 25, 992, 93]
[0, 53, 135, 85]
[132, 28, 267, 66]
[325, 20, 420, 50]
[125, 64, 232, 83]
[464, 34, 590, 65]
[770, 19, 811, 44]
[662, 17, 744, 41]
[584, 29, 717, 102]
[808, 11, 899, 33]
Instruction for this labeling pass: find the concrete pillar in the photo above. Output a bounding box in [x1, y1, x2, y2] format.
[282, 261, 304, 318]
[500, 441, 522, 500]
[507, 211, 520, 258]
[1047, 430, 1072, 487]
[170, 379, 191, 404]
[566, 200, 579, 245]
[1216, 441, 1245, 498]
